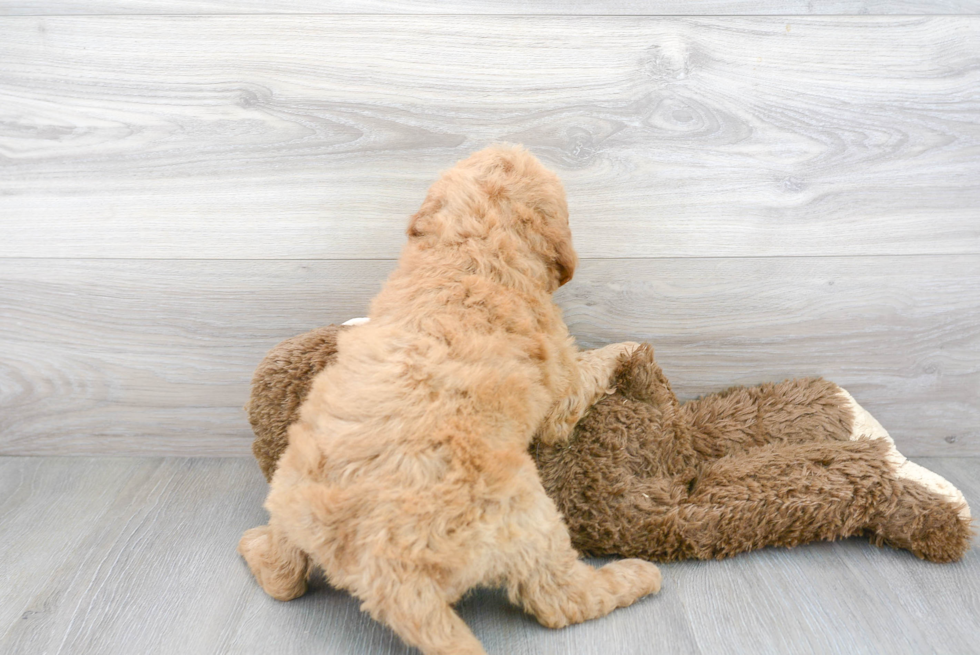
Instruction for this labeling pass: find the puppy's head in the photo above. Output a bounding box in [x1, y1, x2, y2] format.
[408, 145, 577, 291]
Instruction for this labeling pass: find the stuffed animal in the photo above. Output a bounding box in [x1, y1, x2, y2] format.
[248, 322, 972, 564]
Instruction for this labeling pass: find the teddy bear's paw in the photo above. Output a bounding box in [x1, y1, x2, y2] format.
[838, 387, 970, 522]
[870, 477, 974, 563]
[891, 460, 970, 522]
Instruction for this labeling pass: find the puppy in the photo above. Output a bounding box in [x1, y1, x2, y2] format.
[238, 146, 661, 655]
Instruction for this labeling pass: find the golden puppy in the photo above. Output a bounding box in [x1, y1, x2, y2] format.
[238, 146, 661, 655]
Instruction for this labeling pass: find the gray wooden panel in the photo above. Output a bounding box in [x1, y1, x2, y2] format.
[2, 16, 979, 259]
[3, 1, 979, 15]
[1, 255, 977, 457]
[0, 456, 977, 655]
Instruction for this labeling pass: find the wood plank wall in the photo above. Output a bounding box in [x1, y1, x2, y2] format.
[1, 3, 978, 456]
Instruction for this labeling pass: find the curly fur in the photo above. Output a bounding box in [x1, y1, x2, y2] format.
[239, 146, 661, 655]
[250, 332, 972, 566]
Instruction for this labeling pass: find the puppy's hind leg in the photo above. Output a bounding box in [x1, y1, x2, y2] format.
[351, 570, 487, 655]
[503, 480, 661, 629]
[238, 524, 309, 601]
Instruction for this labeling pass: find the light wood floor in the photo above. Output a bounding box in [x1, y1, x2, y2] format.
[1, 455, 977, 655]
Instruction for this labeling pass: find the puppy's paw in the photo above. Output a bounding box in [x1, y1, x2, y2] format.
[601, 558, 662, 603]
[238, 526, 308, 601]
[592, 341, 642, 394]
[534, 412, 578, 446]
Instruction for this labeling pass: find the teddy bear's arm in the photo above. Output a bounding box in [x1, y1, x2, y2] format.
[248, 325, 345, 482]
[535, 342, 640, 446]
[679, 377, 854, 460]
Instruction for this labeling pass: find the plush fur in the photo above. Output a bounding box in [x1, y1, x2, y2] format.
[238, 146, 661, 655]
[538, 345, 972, 563]
[249, 325, 972, 565]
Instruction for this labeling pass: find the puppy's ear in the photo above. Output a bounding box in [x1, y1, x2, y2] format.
[407, 194, 442, 239]
[407, 211, 428, 238]
[553, 228, 577, 287]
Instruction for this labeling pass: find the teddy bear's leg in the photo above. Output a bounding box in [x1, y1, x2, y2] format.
[238, 523, 310, 601]
[837, 387, 971, 522]
[597, 439, 939, 561]
[680, 439, 901, 557]
[664, 438, 972, 562]
[682, 378, 970, 523]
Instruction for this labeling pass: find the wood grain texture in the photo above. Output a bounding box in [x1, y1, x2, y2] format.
[2, 16, 979, 259]
[0, 456, 977, 655]
[2, 255, 977, 457]
[3, 1, 980, 15]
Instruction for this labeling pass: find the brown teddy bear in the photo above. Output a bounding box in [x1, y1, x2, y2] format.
[248, 321, 972, 564]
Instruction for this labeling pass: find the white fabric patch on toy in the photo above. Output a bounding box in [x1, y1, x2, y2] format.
[839, 387, 970, 520]
[342, 317, 370, 326]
